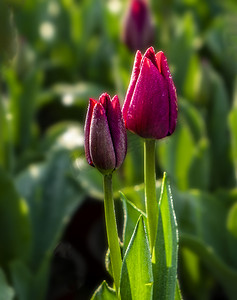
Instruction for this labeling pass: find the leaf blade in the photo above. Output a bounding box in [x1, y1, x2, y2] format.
[152, 172, 179, 300]
[91, 281, 116, 300]
[120, 216, 153, 300]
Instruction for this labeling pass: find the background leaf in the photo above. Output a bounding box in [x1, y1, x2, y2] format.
[0, 268, 15, 300]
[0, 168, 31, 270]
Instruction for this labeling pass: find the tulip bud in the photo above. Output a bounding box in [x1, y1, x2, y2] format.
[84, 93, 127, 174]
[122, 47, 178, 139]
[122, 0, 154, 52]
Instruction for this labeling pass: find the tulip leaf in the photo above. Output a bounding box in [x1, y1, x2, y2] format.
[0, 268, 15, 300]
[175, 189, 237, 299]
[0, 97, 11, 170]
[119, 180, 162, 213]
[179, 100, 206, 143]
[120, 216, 153, 300]
[183, 54, 201, 103]
[91, 281, 116, 300]
[0, 167, 32, 269]
[168, 13, 196, 91]
[122, 132, 144, 188]
[229, 105, 237, 173]
[10, 258, 50, 300]
[158, 99, 210, 190]
[15, 150, 85, 270]
[4, 67, 42, 152]
[41, 122, 84, 153]
[152, 172, 179, 300]
[120, 192, 146, 254]
[180, 233, 237, 300]
[0, 1, 17, 64]
[175, 280, 182, 300]
[10, 260, 32, 300]
[206, 70, 235, 188]
[227, 202, 237, 238]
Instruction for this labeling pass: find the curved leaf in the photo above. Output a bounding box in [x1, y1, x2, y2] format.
[91, 281, 116, 300]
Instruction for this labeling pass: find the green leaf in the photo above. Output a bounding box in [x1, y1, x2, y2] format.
[10, 259, 50, 300]
[91, 281, 116, 300]
[120, 192, 146, 254]
[120, 216, 153, 300]
[175, 279, 183, 300]
[119, 180, 162, 213]
[10, 260, 31, 300]
[206, 69, 235, 188]
[183, 54, 201, 103]
[5, 67, 43, 152]
[50, 82, 105, 107]
[0, 168, 32, 269]
[168, 13, 196, 91]
[152, 172, 178, 300]
[0, 268, 15, 300]
[227, 202, 237, 238]
[175, 189, 237, 299]
[0, 1, 17, 64]
[41, 122, 84, 152]
[175, 190, 237, 268]
[0, 96, 10, 170]
[121, 132, 144, 188]
[74, 156, 104, 199]
[13, 150, 85, 299]
[229, 105, 237, 173]
[181, 233, 237, 300]
[15, 150, 85, 270]
[158, 99, 210, 191]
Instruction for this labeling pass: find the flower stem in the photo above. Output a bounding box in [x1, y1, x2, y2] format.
[103, 173, 122, 295]
[144, 139, 158, 253]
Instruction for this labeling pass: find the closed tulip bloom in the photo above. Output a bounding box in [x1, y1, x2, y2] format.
[84, 93, 127, 174]
[122, 47, 178, 139]
[122, 0, 154, 52]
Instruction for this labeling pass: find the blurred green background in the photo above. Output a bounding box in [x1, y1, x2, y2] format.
[0, 0, 237, 299]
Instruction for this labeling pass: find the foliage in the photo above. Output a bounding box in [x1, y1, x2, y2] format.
[0, 0, 237, 299]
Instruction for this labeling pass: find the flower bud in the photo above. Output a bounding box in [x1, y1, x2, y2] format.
[84, 93, 127, 174]
[122, 0, 154, 52]
[122, 47, 178, 139]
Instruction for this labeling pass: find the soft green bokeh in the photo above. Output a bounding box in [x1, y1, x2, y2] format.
[0, 0, 237, 299]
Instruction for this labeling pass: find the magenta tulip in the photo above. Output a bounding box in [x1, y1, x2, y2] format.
[122, 0, 154, 52]
[122, 47, 178, 139]
[84, 93, 127, 174]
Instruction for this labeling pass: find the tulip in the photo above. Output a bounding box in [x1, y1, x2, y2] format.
[122, 46, 178, 140]
[122, 0, 154, 52]
[84, 93, 127, 174]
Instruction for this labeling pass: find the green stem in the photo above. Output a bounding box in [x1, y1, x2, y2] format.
[144, 139, 158, 253]
[103, 174, 122, 295]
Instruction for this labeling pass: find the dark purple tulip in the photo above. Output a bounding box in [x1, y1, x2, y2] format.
[84, 93, 127, 174]
[122, 47, 178, 140]
[122, 0, 154, 52]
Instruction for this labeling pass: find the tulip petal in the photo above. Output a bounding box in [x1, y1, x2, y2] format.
[108, 95, 127, 169]
[122, 50, 142, 122]
[142, 46, 158, 69]
[156, 51, 178, 134]
[89, 103, 116, 173]
[99, 92, 111, 111]
[126, 57, 169, 139]
[84, 98, 97, 166]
